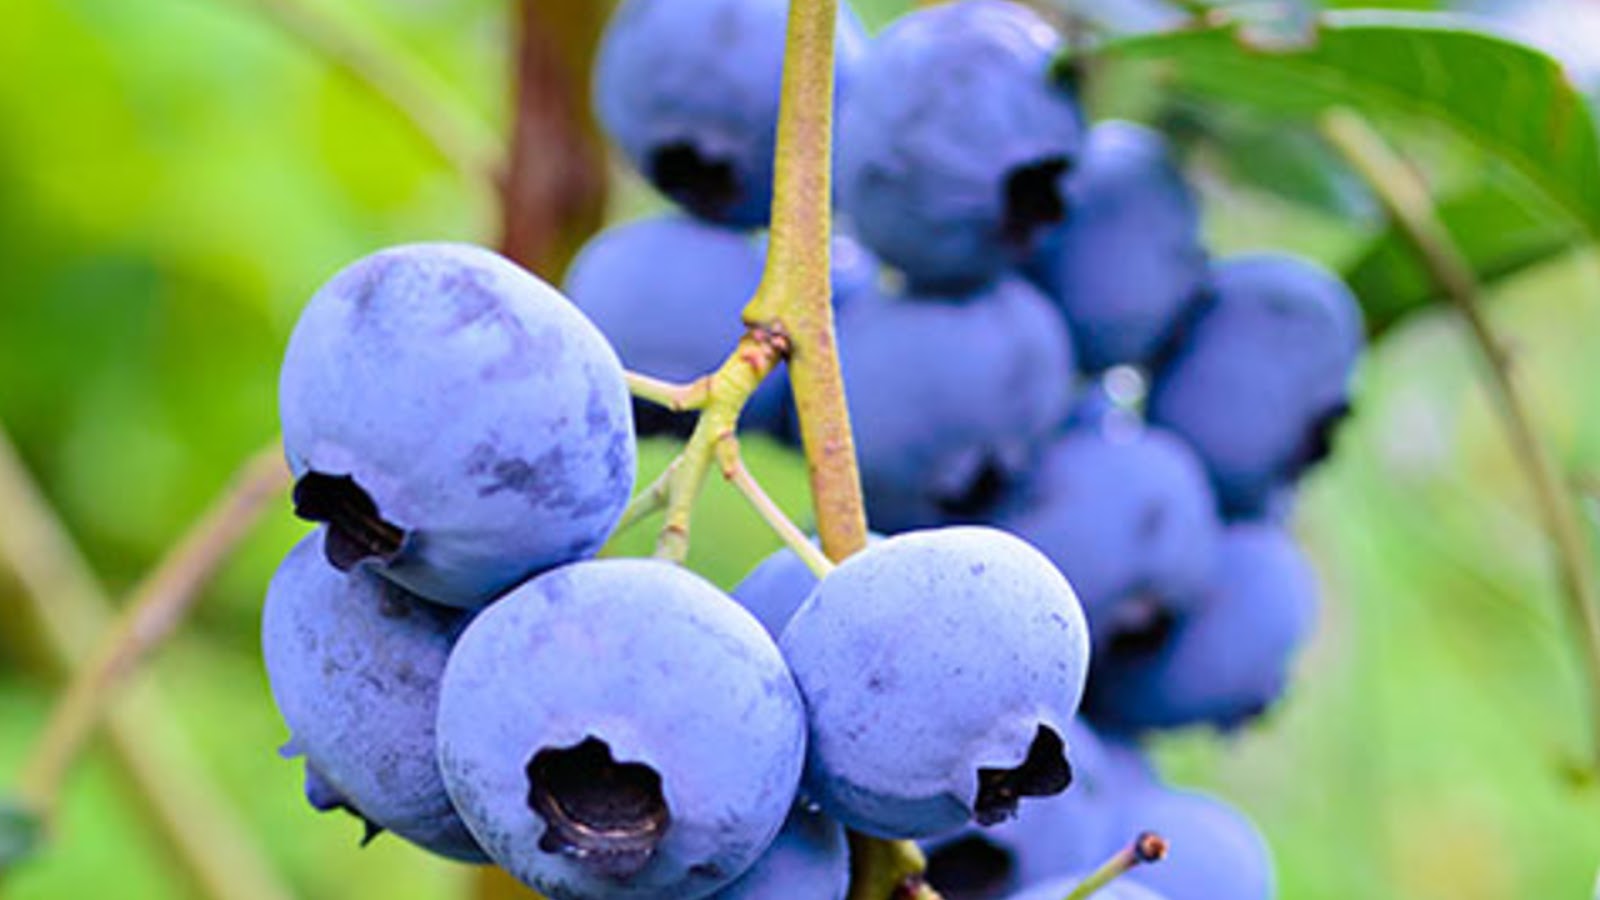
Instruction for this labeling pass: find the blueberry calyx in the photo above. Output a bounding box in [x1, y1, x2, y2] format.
[933, 454, 1012, 521]
[1291, 399, 1352, 478]
[924, 833, 1017, 900]
[1105, 595, 1178, 658]
[292, 473, 406, 571]
[526, 736, 670, 878]
[649, 142, 741, 220]
[1001, 157, 1070, 247]
[973, 725, 1072, 826]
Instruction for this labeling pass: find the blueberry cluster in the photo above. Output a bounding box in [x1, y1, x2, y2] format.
[261, 0, 1364, 897]
[264, 245, 1096, 897]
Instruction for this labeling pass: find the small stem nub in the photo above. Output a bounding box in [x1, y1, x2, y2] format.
[1064, 832, 1168, 900]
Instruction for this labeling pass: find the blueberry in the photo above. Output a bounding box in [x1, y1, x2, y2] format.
[835, 276, 1077, 532]
[779, 527, 1091, 838]
[711, 804, 850, 900]
[595, 0, 869, 228]
[1006, 875, 1170, 900]
[278, 243, 636, 608]
[1024, 121, 1208, 371]
[1115, 786, 1274, 900]
[837, 0, 1085, 292]
[922, 721, 1125, 899]
[563, 214, 785, 437]
[1147, 253, 1363, 518]
[1085, 523, 1319, 733]
[436, 558, 806, 898]
[734, 546, 827, 640]
[997, 426, 1220, 649]
[260, 532, 485, 862]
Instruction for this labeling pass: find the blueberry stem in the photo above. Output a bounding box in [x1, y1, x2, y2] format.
[241, 0, 501, 182]
[1063, 832, 1168, 900]
[849, 831, 938, 900]
[611, 457, 681, 539]
[625, 370, 713, 411]
[751, 1, 930, 896]
[719, 438, 836, 579]
[741, 0, 872, 568]
[0, 427, 293, 900]
[1323, 107, 1600, 773]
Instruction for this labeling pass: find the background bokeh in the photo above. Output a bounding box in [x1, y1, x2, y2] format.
[3, 0, 1600, 898]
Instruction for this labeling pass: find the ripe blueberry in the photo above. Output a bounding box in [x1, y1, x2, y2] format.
[1024, 121, 1208, 372]
[837, 0, 1085, 291]
[779, 527, 1090, 838]
[437, 559, 806, 898]
[595, 0, 868, 228]
[1147, 253, 1363, 518]
[1085, 523, 1319, 733]
[261, 532, 484, 862]
[835, 276, 1077, 532]
[279, 243, 636, 608]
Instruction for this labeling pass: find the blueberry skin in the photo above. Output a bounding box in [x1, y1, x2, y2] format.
[279, 243, 636, 608]
[1147, 253, 1363, 518]
[922, 720, 1124, 899]
[1115, 786, 1274, 900]
[997, 426, 1220, 648]
[836, 277, 1077, 532]
[1024, 121, 1207, 371]
[837, 0, 1085, 292]
[779, 527, 1091, 839]
[1085, 523, 1319, 734]
[595, 0, 868, 228]
[562, 214, 789, 437]
[710, 804, 849, 900]
[1007, 875, 1170, 900]
[261, 532, 485, 863]
[436, 558, 807, 899]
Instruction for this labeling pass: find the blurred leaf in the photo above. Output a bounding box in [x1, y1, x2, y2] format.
[1345, 179, 1581, 332]
[1164, 101, 1378, 218]
[0, 799, 42, 870]
[1090, 10, 1600, 324]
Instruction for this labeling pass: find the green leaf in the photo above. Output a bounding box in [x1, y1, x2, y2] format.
[0, 798, 42, 870]
[1090, 9, 1600, 246]
[1345, 179, 1580, 333]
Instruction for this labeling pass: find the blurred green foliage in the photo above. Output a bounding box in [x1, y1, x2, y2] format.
[3, 0, 1600, 898]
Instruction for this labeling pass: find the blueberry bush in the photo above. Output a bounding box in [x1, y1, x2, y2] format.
[3, 0, 1600, 898]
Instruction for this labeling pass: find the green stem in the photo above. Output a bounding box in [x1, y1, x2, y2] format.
[16, 442, 290, 810]
[626, 371, 711, 412]
[718, 439, 835, 579]
[742, 0, 870, 567]
[847, 832, 938, 900]
[235, 0, 501, 181]
[653, 331, 786, 563]
[1064, 832, 1168, 900]
[1321, 107, 1600, 770]
[0, 427, 293, 900]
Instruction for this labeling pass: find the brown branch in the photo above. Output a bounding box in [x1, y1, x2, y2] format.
[0, 428, 292, 900]
[498, 0, 611, 280]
